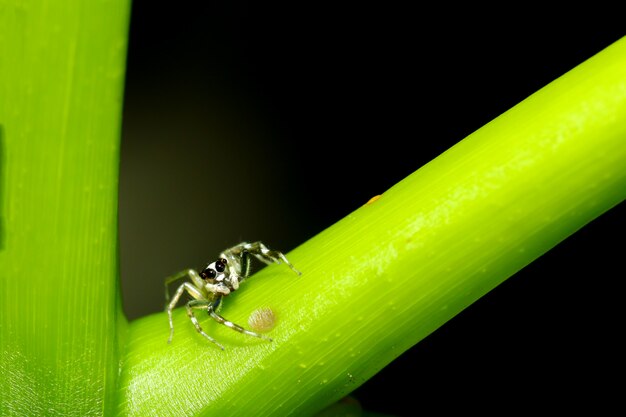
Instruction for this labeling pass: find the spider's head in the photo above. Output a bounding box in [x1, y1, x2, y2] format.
[200, 258, 238, 290]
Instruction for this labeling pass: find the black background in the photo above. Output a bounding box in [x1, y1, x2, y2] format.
[119, 3, 624, 415]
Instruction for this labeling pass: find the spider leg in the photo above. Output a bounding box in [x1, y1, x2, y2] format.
[186, 300, 225, 350]
[225, 241, 301, 277]
[208, 296, 273, 342]
[164, 268, 204, 305]
[166, 282, 204, 344]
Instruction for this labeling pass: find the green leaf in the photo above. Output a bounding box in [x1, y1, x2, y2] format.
[0, 1, 131, 415]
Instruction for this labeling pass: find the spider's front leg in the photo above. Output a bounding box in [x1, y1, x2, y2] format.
[165, 269, 205, 344]
[164, 268, 204, 305]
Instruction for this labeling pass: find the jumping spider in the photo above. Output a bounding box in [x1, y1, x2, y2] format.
[165, 241, 301, 350]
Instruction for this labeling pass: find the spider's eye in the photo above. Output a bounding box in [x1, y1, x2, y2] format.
[200, 267, 216, 280]
[215, 258, 227, 272]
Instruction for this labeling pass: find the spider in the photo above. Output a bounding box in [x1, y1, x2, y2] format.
[164, 241, 301, 350]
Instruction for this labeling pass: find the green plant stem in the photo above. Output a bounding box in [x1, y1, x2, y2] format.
[0, 1, 130, 415]
[116, 39, 626, 415]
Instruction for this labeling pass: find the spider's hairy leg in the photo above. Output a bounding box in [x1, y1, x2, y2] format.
[208, 296, 273, 342]
[187, 300, 225, 350]
[167, 282, 204, 344]
[242, 241, 302, 276]
[164, 268, 204, 305]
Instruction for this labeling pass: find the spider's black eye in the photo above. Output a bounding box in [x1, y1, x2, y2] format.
[200, 267, 216, 280]
[215, 258, 227, 272]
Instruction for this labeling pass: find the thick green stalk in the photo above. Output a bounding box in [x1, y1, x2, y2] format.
[116, 39, 626, 415]
[0, 1, 130, 415]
